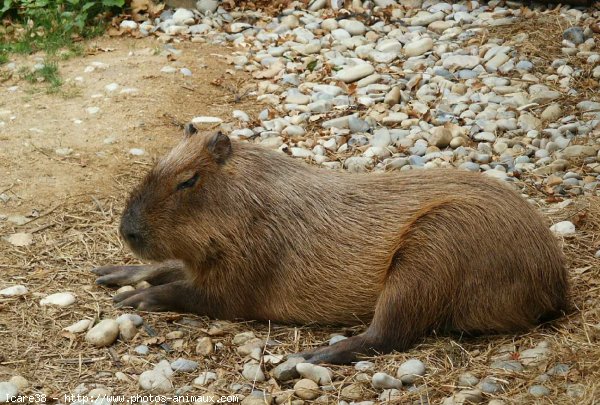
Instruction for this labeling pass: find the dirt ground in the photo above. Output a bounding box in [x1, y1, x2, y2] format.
[1, 35, 600, 403]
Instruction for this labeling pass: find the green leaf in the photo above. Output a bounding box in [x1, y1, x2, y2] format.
[307, 60, 318, 72]
[0, 0, 14, 15]
[81, 2, 95, 12]
[102, 0, 124, 6]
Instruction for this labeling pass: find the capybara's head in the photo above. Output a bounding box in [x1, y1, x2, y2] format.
[120, 124, 233, 262]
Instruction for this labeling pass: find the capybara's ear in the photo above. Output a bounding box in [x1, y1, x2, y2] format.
[206, 131, 232, 164]
[184, 123, 198, 137]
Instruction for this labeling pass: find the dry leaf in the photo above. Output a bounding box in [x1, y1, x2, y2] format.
[573, 266, 592, 275]
[143, 336, 166, 346]
[61, 331, 77, 340]
[107, 27, 125, 37]
[131, 0, 165, 22]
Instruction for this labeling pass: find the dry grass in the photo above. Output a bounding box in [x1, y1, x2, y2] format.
[1, 174, 599, 403]
[485, 11, 600, 118]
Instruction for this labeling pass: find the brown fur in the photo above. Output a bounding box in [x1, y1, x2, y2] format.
[93, 129, 569, 364]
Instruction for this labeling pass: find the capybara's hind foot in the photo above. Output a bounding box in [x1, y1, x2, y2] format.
[295, 335, 386, 365]
[92, 260, 185, 288]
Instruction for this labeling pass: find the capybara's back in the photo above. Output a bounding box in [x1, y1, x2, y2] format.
[95, 130, 569, 364]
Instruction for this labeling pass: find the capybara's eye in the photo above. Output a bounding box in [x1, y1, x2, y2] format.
[176, 173, 199, 191]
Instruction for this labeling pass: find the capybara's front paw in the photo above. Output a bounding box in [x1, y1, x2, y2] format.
[112, 288, 171, 312]
[92, 265, 139, 287]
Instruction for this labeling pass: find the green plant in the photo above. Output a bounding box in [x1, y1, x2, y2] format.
[1, 0, 126, 55]
[0, 0, 126, 90]
[22, 59, 61, 88]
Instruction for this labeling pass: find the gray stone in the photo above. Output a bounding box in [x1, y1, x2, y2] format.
[171, 358, 199, 373]
[272, 357, 305, 381]
[478, 377, 502, 394]
[529, 385, 551, 397]
[563, 27, 585, 45]
[547, 364, 570, 376]
[134, 345, 149, 355]
[242, 362, 266, 382]
[458, 372, 479, 387]
[516, 60, 534, 72]
[491, 360, 524, 372]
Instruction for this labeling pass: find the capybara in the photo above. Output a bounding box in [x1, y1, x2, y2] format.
[93, 124, 569, 364]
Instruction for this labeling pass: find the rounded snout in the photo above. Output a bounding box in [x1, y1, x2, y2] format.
[120, 208, 146, 251]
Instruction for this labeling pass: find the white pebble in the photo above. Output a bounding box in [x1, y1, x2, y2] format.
[120, 20, 138, 30]
[6, 233, 33, 247]
[40, 292, 76, 307]
[404, 37, 433, 57]
[296, 363, 332, 385]
[116, 313, 143, 326]
[85, 319, 120, 347]
[193, 371, 217, 386]
[550, 221, 576, 236]
[8, 376, 28, 391]
[63, 319, 92, 333]
[0, 285, 28, 297]
[0, 382, 18, 403]
[118, 319, 138, 341]
[397, 359, 426, 384]
[334, 64, 375, 83]
[233, 110, 250, 121]
[372, 372, 403, 389]
[139, 360, 173, 393]
[192, 116, 223, 125]
[104, 83, 119, 92]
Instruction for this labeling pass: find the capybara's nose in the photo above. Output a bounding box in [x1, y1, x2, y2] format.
[120, 214, 143, 247]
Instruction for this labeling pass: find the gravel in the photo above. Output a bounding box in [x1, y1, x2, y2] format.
[3, 0, 597, 401]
